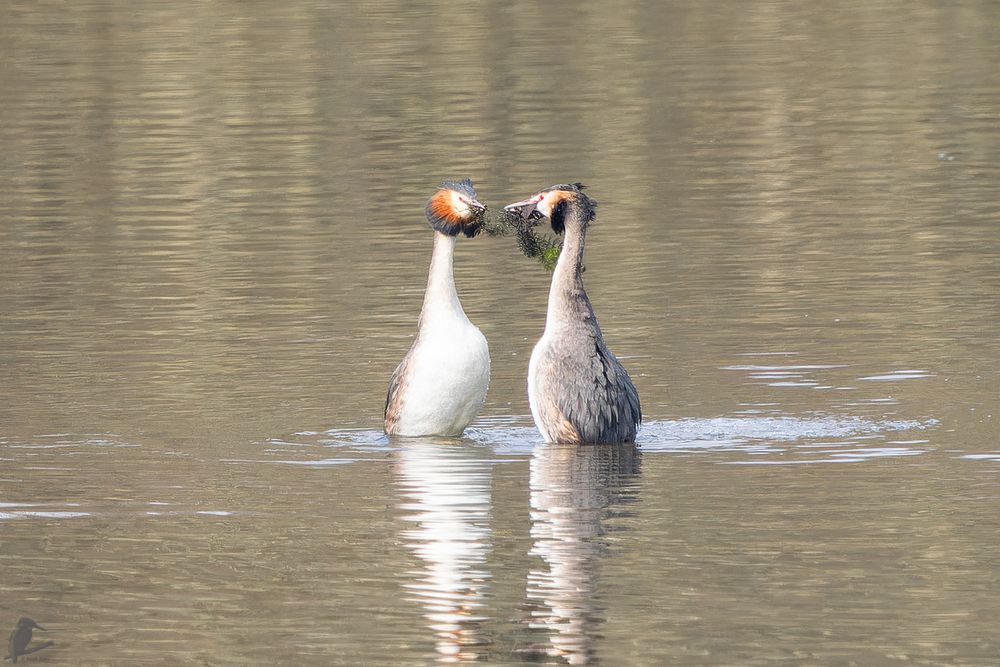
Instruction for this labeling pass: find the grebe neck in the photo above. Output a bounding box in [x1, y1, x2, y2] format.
[545, 222, 594, 333]
[420, 231, 466, 325]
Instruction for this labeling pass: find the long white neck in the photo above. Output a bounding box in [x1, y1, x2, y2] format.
[420, 231, 467, 326]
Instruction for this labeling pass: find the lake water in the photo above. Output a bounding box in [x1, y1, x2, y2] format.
[1, 1, 998, 665]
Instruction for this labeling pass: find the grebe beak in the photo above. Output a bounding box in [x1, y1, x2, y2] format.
[470, 199, 487, 214]
[503, 196, 543, 222]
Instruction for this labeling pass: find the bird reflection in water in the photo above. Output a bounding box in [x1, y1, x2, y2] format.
[394, 439, 494, 662]
[6, 617, 51, 663]
[522, 443, 641, 665]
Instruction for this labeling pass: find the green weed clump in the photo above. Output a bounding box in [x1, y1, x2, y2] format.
[483, 212, 561, 272]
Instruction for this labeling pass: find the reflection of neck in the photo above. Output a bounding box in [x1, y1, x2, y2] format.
[421, 232, 465, 325]
[527, 444, 604, 665]
[525, 444, 639, 664]
[546, 215, 594, 333]
[396, 442, 493, 662]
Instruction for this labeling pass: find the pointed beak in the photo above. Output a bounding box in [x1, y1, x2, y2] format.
[32, 621, 46, 631]
[470, 199, 487, 215]
[503, 196, 543, 222]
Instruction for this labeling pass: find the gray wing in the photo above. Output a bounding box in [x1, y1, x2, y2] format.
[546, 336, 641, 444]
[384, 348, 414, 433]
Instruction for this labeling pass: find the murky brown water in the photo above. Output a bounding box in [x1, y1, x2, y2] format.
[2, 1, 998, 665]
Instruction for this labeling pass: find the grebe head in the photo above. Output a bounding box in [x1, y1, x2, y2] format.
[425, 179, 487, 238]
[503, 183, 596, 235]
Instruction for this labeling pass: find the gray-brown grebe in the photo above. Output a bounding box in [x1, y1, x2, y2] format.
[504, 184, 640, 444]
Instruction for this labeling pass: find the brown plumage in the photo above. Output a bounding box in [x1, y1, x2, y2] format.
[423, 178, 485, 238]
[384, 351, 412, 433]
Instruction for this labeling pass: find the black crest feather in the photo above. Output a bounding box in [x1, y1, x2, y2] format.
[547, 183, 596, 233]
[439, 178, 477, 201]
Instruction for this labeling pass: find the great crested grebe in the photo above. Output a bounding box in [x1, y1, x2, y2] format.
[504, 184, 641, 444]
[384, 179, 490, 437]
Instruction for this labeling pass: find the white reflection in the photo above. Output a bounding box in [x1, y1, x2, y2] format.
[395, 440, 494, 662]
[524, 443, 641, 665]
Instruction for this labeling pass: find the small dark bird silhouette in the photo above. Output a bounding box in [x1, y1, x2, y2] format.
[7, 617, 46, 663]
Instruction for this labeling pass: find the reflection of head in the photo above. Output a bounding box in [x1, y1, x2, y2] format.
[525, 443, 641, 664]
[394, 441, 494, 662]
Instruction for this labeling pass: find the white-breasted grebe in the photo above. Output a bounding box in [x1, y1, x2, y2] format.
[504, 183, 641, 444]
[384, 179, 490, 437]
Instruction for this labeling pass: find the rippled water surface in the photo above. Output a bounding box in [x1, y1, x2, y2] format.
[2, 1, 998, 665]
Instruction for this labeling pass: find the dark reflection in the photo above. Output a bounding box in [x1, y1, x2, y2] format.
[393, 440, 494, 662]
[522, 443, 642, 665]
[6, 617, 52, 663]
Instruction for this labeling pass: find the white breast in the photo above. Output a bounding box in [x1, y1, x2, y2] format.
[394, 317, 490, 437]
[387, 231, 490, 437]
